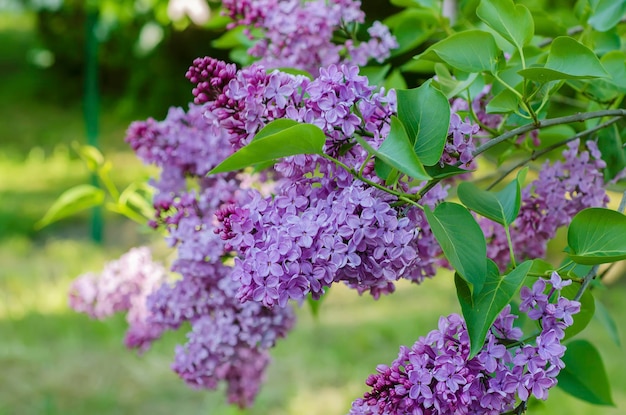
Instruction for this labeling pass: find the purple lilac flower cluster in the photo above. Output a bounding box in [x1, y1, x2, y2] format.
[451, 86, 503, 136]
[98, 98, 296, 406]
[191, 60, 459, 305]
[482, 139, 609, 269]
[218, 175, 449, 307]
[68, 247, 168, 352]
[349, 272, 580, 415]
[221, 0, 397, 74]
[186, 57, 309, 149]
[440, 112, 481, 168]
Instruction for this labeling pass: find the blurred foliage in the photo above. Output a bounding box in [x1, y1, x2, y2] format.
[3, 0, 230, 117]
[3, 0, 408, 117]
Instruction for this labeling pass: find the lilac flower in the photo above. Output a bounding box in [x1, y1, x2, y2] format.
[222, 0, 395, 74]
[482, 140, 609, 270]
[349, 275, 580, 414]
[68, 247, 168, 352]
[549, 271, 572, 290]
[440, 113, 480, 167]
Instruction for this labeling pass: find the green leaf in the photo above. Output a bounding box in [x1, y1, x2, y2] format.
[597, 51, 626, 93]
[567, 208, 626, 264]
[117, 182, 154, 221]
[390, 0, 437, 8]
[477, 0, 534, 52]
[211, 26, 253, 49]
[36, 184, 105, 229]
[253, 119, 299, 141]
[588, 0, 626, 32]
[388, 9, 438, 56]
[356, 116, 430, 181]
[384, 70, 407, 90]
[424, 164, 470, 180]
[458, 168, 527, 225]
[594, 300, 621, 347]
[433, 64, 480, 99]
[456, 259, 533, 358]
[486, 88, 520, 114]
[415, 30, 500, 73]
[306, 289, 329, 320]
[360, 65, 391, 86]
[73, 143, 104, 172]
[397, 80, 450, 165]
[530, 8, 567, 38]
[273, 68, 314, 80]
[597, 125, 626, 182]
[425, 202, 487, 293]
[209, 122, 326, 174]
[529, 258, 553, 276]
[560, 283, 595, 340]
[519, 37, 609, 82]
[558, 339, 615, 406]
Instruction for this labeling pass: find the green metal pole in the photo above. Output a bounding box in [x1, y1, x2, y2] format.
[84, 6, 103, 243]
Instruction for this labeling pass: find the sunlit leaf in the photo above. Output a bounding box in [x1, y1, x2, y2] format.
[209, 122, 326, 174]
[36, 185, 105, 229]
[519, 37, 609, 82]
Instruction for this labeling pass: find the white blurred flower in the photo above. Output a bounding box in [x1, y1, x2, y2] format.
[167, 0, 211, 25]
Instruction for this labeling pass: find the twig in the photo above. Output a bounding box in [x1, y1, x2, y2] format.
[486, 116, 623, 190]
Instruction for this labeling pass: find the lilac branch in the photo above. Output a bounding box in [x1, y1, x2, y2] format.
[417, 109, 626, 199]
[474, 109, 626, 157]
[486, 116, 623, 190]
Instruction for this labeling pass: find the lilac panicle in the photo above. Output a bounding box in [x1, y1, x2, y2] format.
[349, 274, 580, 414]
[482, 140, 609, 270]
[68, 247, 168, 352]
[221, 0, 396, 74]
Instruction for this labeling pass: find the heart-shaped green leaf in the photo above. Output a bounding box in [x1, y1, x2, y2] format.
[397, 80, 450, 166]
[588, 0, 626, 32]
[356, 116, 430, 181]
[519, 37, 609, 82]
[456, 259, 532, 358]
[458, 168, 527, 226]
[567, 207, 626, 264]
[415, 30, 500, 74]
[477, 0, 534, 52]
[485, 88, 521, 114]
[425, 202, 487, 293]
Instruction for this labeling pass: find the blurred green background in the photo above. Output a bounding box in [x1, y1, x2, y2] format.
[0, 2, 624, 414]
